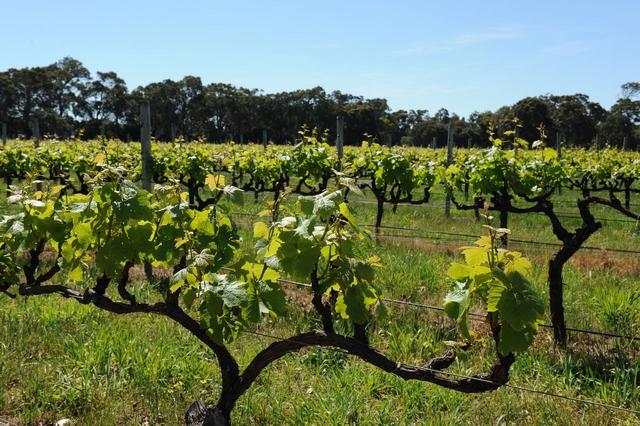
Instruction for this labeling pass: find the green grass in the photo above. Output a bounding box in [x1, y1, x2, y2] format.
[1, 185, 640, 424]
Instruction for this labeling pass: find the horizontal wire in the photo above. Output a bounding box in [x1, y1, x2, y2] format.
[361, 225, 640, 255]
[274, 276, 640, 341]
[233, 214, 640, 255]
[220, 267, 640, 342]
[347, 198, 640, 224]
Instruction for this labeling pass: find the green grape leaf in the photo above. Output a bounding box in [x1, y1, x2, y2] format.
[190, 210, 214, 235]
[170, 267, 191, 291]
[253, 222, 269, 240]
[499, 323, 537, 355]
[342, 284, 370, 324]
[245, 280, 287, 323]
[312, 191, 342, 220]
[443, 281, 471, 339]
[461, 247, 489, 266]
[205, 174, 225, 190]
[354, 262, 375, 283]
[276, 231, 320, 279]
[486, 279, 507, 312]
[126, 221, 154, 257]
[74, 222, 93, 247]
[182, 287, 197, 309]
[294, 216, 317, 239]
[338, 202, 361, 234]
[213, 275, 246, 308]
[222, 185, 244, 205]
[297, 196, 315, 216]
[496, 270, 545, 331]
[68, 265, 84, 282]
[446, 263, 475, 281]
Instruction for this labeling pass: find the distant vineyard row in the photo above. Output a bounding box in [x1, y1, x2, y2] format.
[2, 133, 639, 204]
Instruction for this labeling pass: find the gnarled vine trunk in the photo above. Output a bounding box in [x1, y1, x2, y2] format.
[543, 199, 601, 347]
[375, 196, 384, 235]
[548, 250, 570, 345]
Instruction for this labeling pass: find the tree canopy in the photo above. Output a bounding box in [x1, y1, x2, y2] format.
[0, 57, 637, 149]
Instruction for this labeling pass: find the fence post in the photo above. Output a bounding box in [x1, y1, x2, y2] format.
[170, 124, 177, 141]
[336, 115, 344, 165]
[140, 101, 153, 192]
[262, 130, 268, 150]
[464, 137, 471, 201]
[140, 101, 154, 280]
[3, 122, 8, 191]
[31, 118, 40, 148]
[445, 124, 454, 218]
[556, 132, 562, 195]
[385, 133, 392, 147]
[30, 118, 41, 190]
[623, 135, 628, 151]
[431, 136, 436, 149]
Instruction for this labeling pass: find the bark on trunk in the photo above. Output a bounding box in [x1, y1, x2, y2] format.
[499, 207, 509, 248]
[185, 400, 231, 426]
[144, 261, 154, 282]
[548, 255, 567, 346]
[545, 207, 601, 347]
[188, 179, 197, 206]
[375, 196, 384, 235]
[202, 408, 230, 426]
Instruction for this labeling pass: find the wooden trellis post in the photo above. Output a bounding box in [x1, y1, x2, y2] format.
[140, 101, 153, 192]
[445, 124, 454, 217]
[336, 115, 344, 164]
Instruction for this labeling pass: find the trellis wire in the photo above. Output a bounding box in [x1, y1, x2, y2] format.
[220, 267, 640, 342]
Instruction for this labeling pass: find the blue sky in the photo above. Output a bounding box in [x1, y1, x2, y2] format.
[2, 0, 638, 116]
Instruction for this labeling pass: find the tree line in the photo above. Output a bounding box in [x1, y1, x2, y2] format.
[0, 57, 638, 148]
